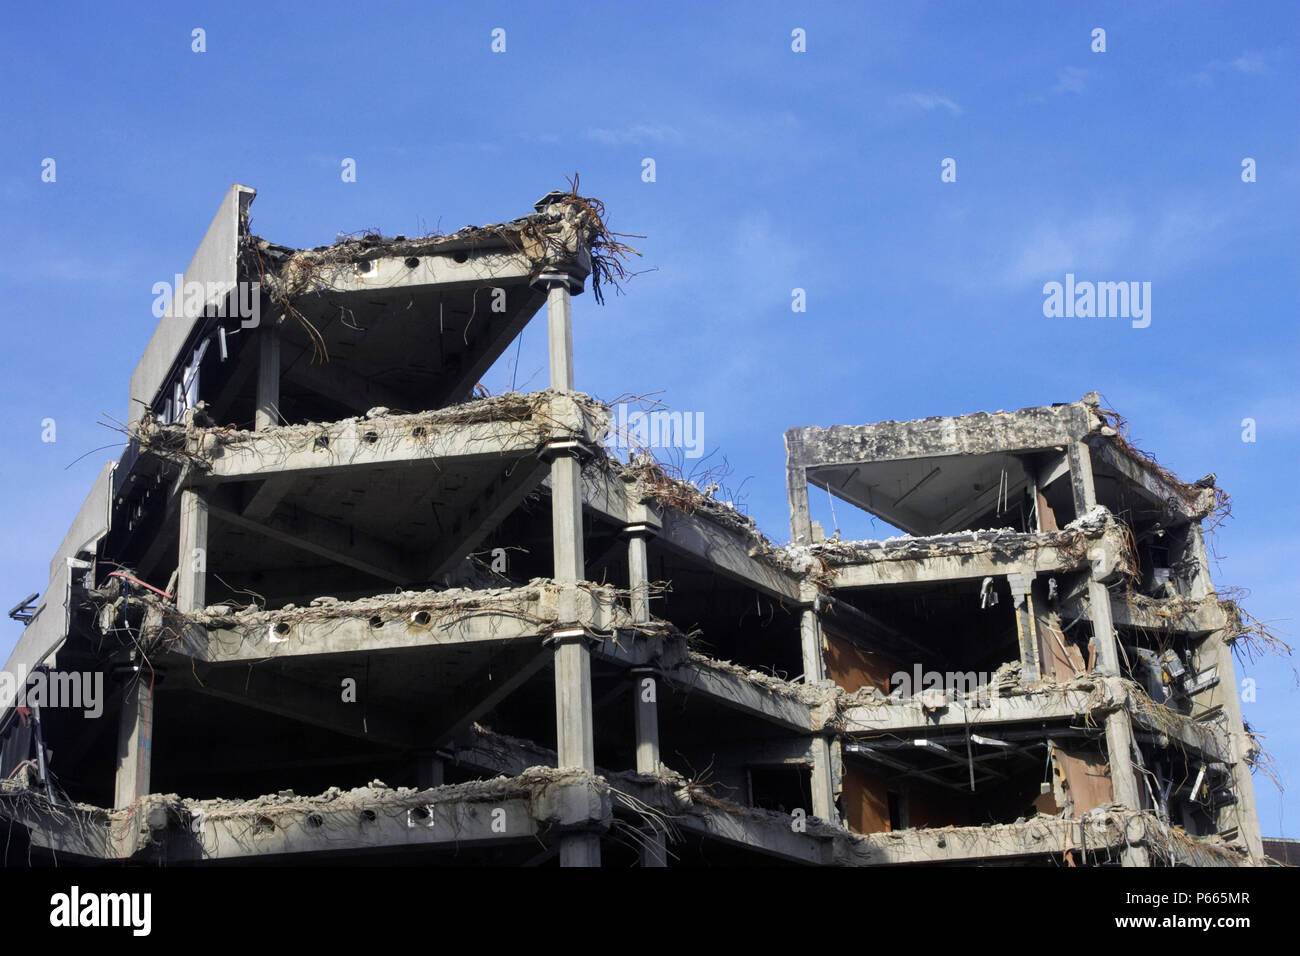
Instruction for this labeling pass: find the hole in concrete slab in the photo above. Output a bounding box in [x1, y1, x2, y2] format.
[314, 435, 330, 450]
[412, 426, 426, 439]
[369, 615, 384, 629]
[362, 431, 378, 444]
[272, 621, 291, 638]
[360, 810, 377, 823]
[405, 257, 419, 269]
[410, 610, 431, 627]
[354, 259, 373, 274]
[410, 806, 430, 823]
[453, 250, 469, 264]
[252, 815, 276, 835]
[307, 813, 324, 828]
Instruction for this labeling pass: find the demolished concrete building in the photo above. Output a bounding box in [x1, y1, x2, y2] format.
[0, 184, 1267, 867]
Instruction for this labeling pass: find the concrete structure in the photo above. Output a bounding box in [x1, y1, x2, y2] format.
[0, 186, 1266, 867]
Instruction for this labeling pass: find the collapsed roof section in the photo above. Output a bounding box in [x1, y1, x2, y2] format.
[785, 392, 1221, 540]
[125, 184, 633, 435]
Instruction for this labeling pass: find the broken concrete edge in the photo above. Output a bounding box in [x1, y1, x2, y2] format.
[684, 651, 835, 709]
[836, 671, 1233, 761]
[584, 454, 809, 580]
[1, 768, 612, 862]
[797, 504, 1121, 568]
[3, 768, 1249, 867]
[784, 393, 1222, 519]
[1115, 589, 1231, 632]
[132, 389, 806, 590]
[165, 578, 618, 630]
[130, 391, 1169, 601]
[246, 191, 611, 298]
[833, 804, 1250, 867]
[1089, 405, 1222, 514]
[122, 578, 645, 665]
[105, 575, 1233, 754]
[135, 389, 611, 473]
[784, 395, 1092, 460]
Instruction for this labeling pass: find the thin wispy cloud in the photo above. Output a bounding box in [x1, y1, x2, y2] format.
[999, 212, 1135, 287]
[1233, 51, 1269, 74]
[1051, 66, 1090, 94]
[584, 123, 682, 145]
[1189, 49, 1273, 85]
[1025, 67, 1091, 103]
[894, 92, 963, 116]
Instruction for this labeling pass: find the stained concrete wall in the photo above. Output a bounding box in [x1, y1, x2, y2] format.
[127, 184, 255, 428]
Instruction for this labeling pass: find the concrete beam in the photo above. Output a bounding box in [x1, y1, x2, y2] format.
[448, 728, 833, 866]
[171, 661, 416, 748]
[281, 346, 410, 415]
[665, 656, 818, 733]
[785, 403, 1087, 471]
[1109, 593, 1228, 634]
[832, 811, 1240, 866]
[174, 582, 629, 663]
[425, 647, 551, 750]
[290, 248, 537, 297]
[185, 394, 600, 483]
[579, 465, 801, 602]
[840, 677, 1230, 765]
[655, 508, 801, 601]
[241, 474, 296, 523]
[841, 686, 1103, 735]
[156, 773, 609, 863]
[207, 497, 419, 585]
[422, 456, 551, 580]
[824, 521, 1125, 590]
[1088, 438, 1216, 519]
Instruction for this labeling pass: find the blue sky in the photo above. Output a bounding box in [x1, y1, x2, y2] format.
[1, 2, 1296, 835]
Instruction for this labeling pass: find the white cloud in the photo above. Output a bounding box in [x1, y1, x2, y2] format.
[1000, 212, 1135, 286]
[584, 123, 682, 145]
[1185, 50, 1272, 86]
[1232, 51, 1268, 74]
[1051, 66, 1090, 94]
[894, 92, 962, 116]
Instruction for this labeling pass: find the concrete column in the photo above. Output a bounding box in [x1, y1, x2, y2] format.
[786, 463, 814, 544]
[416, 753, 445, 789]
[809, 737, 839, 824]
[1008, 572, 1041, 678]
[627, 529, 651, 623]
[1072, 435, 1148, 862]
[255, 322, 280, 430]
[1088, 575, 1150, 867]
[1186, 525, 1263, 861]
[800, 600, 838, 824]
[1067, 440, 1097, 517]
[546, 281, 575, 391]
[176, 489, 208, 613]
[553, 631, 595, 769]
[113, 669, 156, 809]
[626, 525, 661, 782]
[541, 276, 599, 866]
[625, 505, 666, 865]
[630, 666, 667, 867]
[553, 630, 599, 867]
[800, 605, 826, 684]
